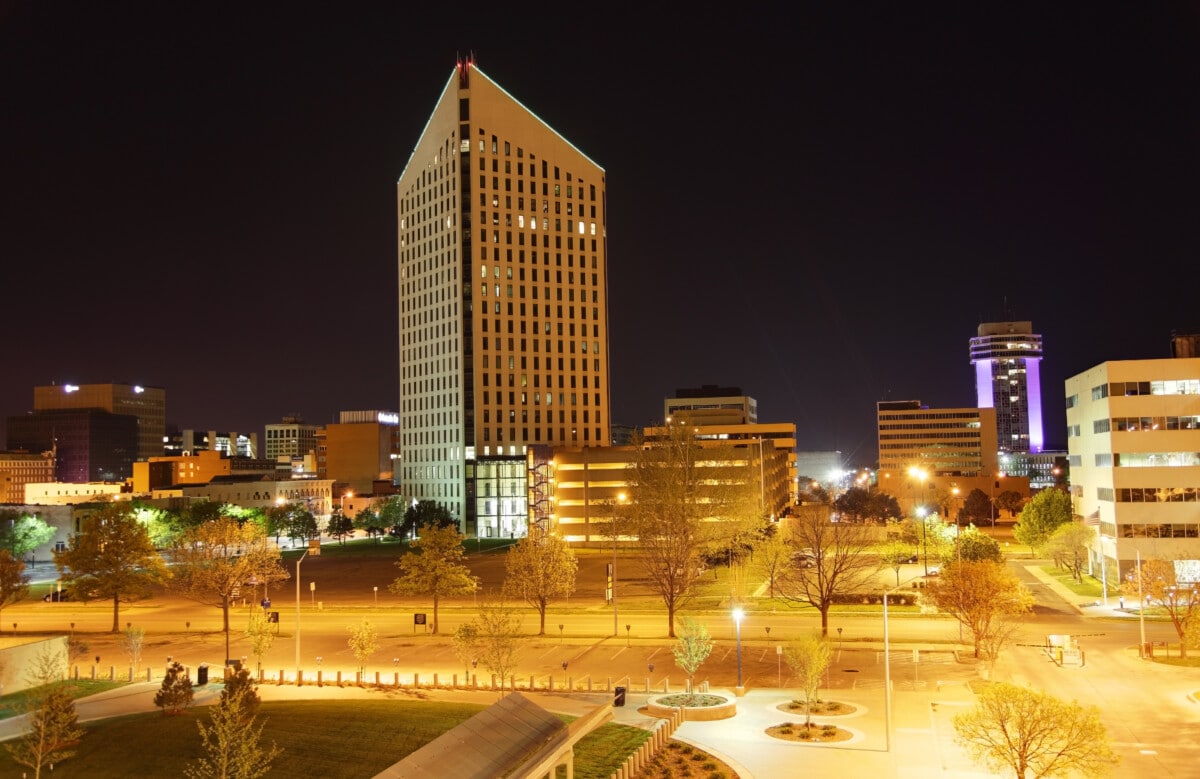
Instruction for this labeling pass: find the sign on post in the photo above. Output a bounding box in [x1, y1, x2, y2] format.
[414, 613, 427, 634]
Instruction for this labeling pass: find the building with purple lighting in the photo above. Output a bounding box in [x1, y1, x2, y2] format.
[970, 321, 1044, 454]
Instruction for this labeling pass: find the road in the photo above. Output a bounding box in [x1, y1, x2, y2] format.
[13, 549, 1200, 778]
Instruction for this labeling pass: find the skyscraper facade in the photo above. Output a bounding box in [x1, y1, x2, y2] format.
[396, 58, 610, 537]
[970, 321, 1044, 454]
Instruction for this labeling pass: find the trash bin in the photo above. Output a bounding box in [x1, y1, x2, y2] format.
[614, 685, 626, 707]
[197, 663, 209, 685]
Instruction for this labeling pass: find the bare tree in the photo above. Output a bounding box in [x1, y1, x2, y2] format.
[244, 610, 275, 675]
[170, 516, 288, 661]
[1042, 522, 1094, 582]
[778, 505, 879, 636]
[1124, 558, 1200, 659]
[627, 425, 759, 637]
[502, 528, 578, 635]
[120, 624, 145, 675]
[470, 595, 524, 693]
[954, 682, 1119, 778]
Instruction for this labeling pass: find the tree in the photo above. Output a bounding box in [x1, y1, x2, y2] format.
[778, 504, 879, 636]
[5, 686, 84, 778]
[353, 507, 388, 541]
[53, 504, 170, 632]
[347, 619, 379, 676]
[120, 624, 145, 674]
[170, 516, 288, 661]
[833, 487, 870, 522]
[1013, 489, 1072, 553]
[0, 549, 30, 630]
[220, 667, 262, 724]
[671, 616, 713, 703]
[388, 523, 477, 635]
[326, 508, 354, 544]
[470, 595, 523, 692]
[0, 511, 54, 557]
[995, 490, 1026, 520]
[954, 526, 1003, 563]
[626, 425, 757, 637]
[958, 489, 993, 527]
[864, 491, 903, 523]
[185, 670, 281, 779]
[375, 496, 407, 537]
[452, 622, 481, 681]
[927, 559, 1034, 660]
[753, 527, 792, 598]
[1042, 522, 1094, 583]
[878, 541, 919, 586]
[244, 609, 275, 674]
[154, 660, 195, 715]
[1123, 558, 1200, 659]
[263, 503, 291, 545]
[399, 500, 457, 539]
[782, 633, 833, 727]
[953, 682, 1119, 779]
[502, 530, 578, 635]
[287, 507, 319, 546]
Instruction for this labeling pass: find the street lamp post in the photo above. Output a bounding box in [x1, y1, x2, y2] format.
[611, 492, 627, 638]
[294, 549, 309, 678]
[908, 466, 929, 576]
[341, 490, 353, 513]
[732, 607, 744, 693]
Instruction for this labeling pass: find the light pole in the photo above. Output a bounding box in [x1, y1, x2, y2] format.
[908, 466, 929, 576]
[732, 607, 744, 692]
[882, 578, 914, 752]
[294, 549, 308, 678]
[341, 490, 353, 513]
[611, 492, 627, 638]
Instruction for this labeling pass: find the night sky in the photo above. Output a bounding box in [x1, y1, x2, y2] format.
[2, 3, 1197, 467]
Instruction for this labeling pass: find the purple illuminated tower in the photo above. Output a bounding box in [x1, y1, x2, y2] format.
[969, 321, 1044, 454]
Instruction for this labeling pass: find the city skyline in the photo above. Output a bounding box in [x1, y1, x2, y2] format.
[2, 5, 1196, 466]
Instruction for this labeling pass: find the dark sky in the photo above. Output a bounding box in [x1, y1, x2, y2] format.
[2, 3, 1197, 467]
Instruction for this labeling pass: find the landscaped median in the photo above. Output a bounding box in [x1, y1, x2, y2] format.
[643, 691, 737, 721]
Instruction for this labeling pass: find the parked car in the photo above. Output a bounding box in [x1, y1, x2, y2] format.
[792, 548, 819, 568]
[901, 553, 918, 564]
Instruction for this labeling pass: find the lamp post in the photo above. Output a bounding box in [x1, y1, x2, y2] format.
[294, 549, 308, 678]
[908, 466, 929, 576]
[611, 492, 627, 637]
[341, 490, 353, 513]
[732, 607, 744, 692]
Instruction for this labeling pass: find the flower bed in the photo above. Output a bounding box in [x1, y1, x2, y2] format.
[644, 692, 736, 721]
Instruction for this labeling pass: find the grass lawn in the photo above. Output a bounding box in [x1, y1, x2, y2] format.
[0, 698, 651, 779]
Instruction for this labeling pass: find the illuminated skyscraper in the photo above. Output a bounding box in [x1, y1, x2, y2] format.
[970, 321, 1044, 454]
[396, 57, 610, 537]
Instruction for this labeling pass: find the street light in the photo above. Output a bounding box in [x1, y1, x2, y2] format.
[732, 607, 744, 691]
[294, 549, 309, 677]
[908, 466, 929, 576]
[341, 490, 353, 513]
[611, 492, 627, 637]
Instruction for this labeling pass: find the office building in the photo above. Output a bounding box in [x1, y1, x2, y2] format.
[317, 410, 401, 498]
[1065, 350, 1200, 584]
[665, 386, 757, 426]
[0, 450, 56, 503]
[396, 56, 610, 536]
[6, 409, 138, 483]
[970, 321, 1045, 454]
[876, 400, 1027, 515]
[31, 382, 165, 462]
[264, 416, 321, 462]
